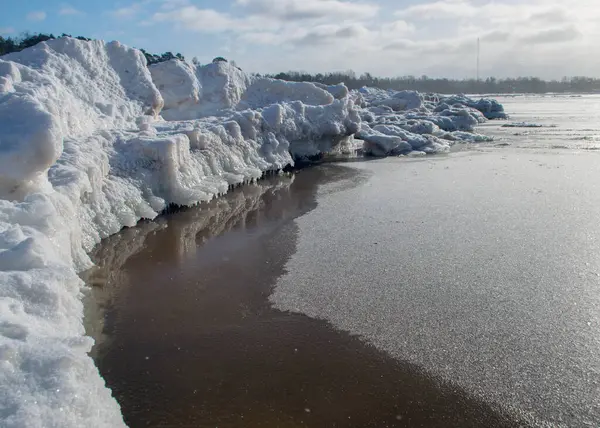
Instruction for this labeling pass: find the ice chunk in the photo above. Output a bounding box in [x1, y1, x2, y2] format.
[501, 122, 544, 128]
[149, 59, 200, 112]
[441, 95, 508, 120]
[313, 82, 349, 100]
[150, 59, 338, 120]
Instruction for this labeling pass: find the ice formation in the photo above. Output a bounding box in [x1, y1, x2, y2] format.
[501, 122, 545, 128]
[0, 37, 506, 427]
[354, 88, 500, 155]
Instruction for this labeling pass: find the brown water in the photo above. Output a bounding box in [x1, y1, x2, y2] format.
[83, 164, 516, 428]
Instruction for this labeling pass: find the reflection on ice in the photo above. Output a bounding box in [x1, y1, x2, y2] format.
[82, 173, 295, 352]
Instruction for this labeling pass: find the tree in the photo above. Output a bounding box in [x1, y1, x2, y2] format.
[0, 36, 18, 55]
[0, 32, 55, 55]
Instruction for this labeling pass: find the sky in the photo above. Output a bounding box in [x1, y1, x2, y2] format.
[1, 0, 599, 79]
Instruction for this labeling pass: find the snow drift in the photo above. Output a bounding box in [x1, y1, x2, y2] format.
[0, 37, 505, 428]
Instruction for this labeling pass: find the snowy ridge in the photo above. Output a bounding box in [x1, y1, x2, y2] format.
[0, 37, 505, 428]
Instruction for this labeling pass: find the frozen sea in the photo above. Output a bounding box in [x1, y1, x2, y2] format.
[479, 93, 600, 150]
[87, 94, 600, 427]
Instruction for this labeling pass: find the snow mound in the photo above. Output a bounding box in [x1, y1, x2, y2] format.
[357, 87, 423, 111]
[149, 60, 247, 119]
[0, 38, 162, 199]
[149, 59, 200, 113]
[313, 82, 349, 100]
[0, 37, 169, 428]
[150, 60, 337, 120]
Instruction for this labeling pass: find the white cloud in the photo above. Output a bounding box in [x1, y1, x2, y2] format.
[395, 0, 476, 20]
[380, 20, 416, 38]
[161, 0, 190, 10]
[152, 1, 394, 47]
[235, 0, 379, 21]
[27, 11, 47, 22]
[529, 8, 569, 25]
[153, 0, 379, 33]
[384, 37, 474, 56]
[519, 25, 581, 44]
[113, 0, 600, 78]
[110, 1, 149, 19]
[394, 1, 579, 28]
[370, 0, 600, 77]
[242, 32, 282, 45]
[0, 27, 15, 34]
[383, 39, 416, 51]
[480, 30, 511, 43]
[153, 7, 242, 32]
[291, 23, 370, 45]
[59, 5, 85, 16]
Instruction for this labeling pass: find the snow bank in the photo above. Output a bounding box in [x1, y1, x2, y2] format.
[0, 37, 505, 428]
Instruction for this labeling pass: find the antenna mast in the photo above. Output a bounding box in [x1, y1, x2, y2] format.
[477, 37, 480, 81]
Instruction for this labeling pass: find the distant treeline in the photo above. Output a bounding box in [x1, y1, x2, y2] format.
[3, 33, 600, 94]
[0, 32, 91, 56]
[0, 32, 185, 66]
[265, 71, 600, 94]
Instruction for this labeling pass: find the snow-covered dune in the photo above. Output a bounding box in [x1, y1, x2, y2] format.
[0, 37, 505, 428]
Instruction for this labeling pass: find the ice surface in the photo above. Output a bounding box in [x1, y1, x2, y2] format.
[270, 153, 600, 426]
[501, 122, 544, 128]
[0, 37, 504, 427]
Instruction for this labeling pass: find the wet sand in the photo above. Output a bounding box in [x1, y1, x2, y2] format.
[83, 164, 515, 428]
